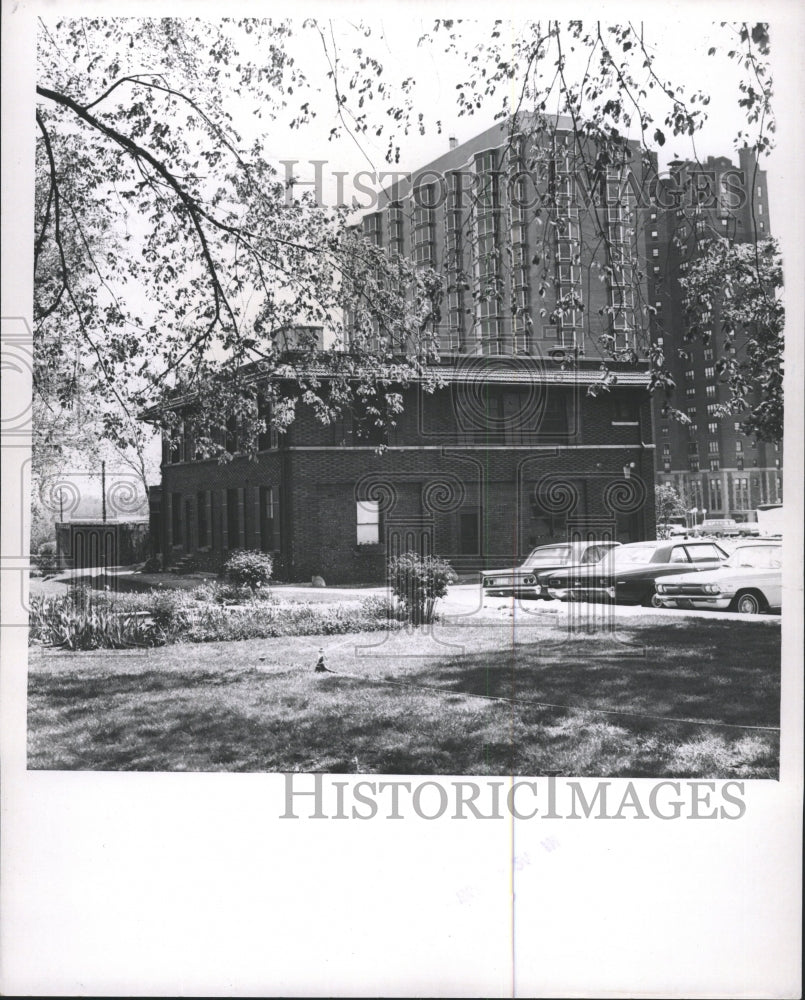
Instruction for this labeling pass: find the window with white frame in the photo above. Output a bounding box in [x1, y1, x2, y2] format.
[706, 385, 716, 399]
[356, 500, 381, 545]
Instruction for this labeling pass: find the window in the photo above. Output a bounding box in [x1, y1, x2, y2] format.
[689, 458, 700, 472]
[709, 458, 719, 471]
[735, 440, 743, 453]
[704, 348, 714, 361]
[357, 500, 381, 545]
[685, 369, 695, 382]
[685, 387, 695, 397]
[260, 486, 280, 551]
[171, 492, 182, 547]
[733, 477, 750, 510]
[688, 423, 698, 434]
[704, 366, 715, 379]
[707, 403, 719, 416]
[686, 543, 724, 562]
[662, 444, 671, 457]
[661, 424, 669, 435]
[652, 248, 659, 258]
[197, 491, 209, 548]
[708, 441, 719, 454]
[708, 422, 718, 435]
[653, 265, 661, 275]
[706, 385, 716, 399]
[709, 479, 722, 511]
[651, 229, 658, 239]
[734, 422, 742, 432]
[679, 261, 688, 274]
[669, 547, 689, 564]
[736, 457, 744, 470]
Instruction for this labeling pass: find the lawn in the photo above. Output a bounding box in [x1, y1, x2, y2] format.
[27, 615, 781, 777]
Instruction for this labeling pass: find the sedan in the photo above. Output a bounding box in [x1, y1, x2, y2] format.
[655, 542, 782, 614]
[481, 541, 620, 599]
[543, 539, 730, 607]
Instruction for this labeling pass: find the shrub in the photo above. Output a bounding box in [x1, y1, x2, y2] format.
[29, 593, 164, 650]
[224, 550, 273, 592]
[147, 589, 193, 634]
[387, 552, 456, 625]
[143, 554, 163, 574]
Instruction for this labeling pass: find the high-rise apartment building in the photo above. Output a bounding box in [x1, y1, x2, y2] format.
[650, 149, 782, 523]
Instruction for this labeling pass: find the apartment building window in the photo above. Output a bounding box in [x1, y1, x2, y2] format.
[704, 348, 714, 361]
[688, 423, 698, 435]
[356, 499, 381, 545]
[689, 458, 700, 472]
[688, 441, 699, 454]
[709, 459, 719, 471]
[662, 444, 671, 457]
[708, 422, 718, 435]
[652, 248, 659, 258]
[364, 212, 383, 246]
[260, 486, 280, 551]
[661, 424, 669, 435]
[685, 369, 695, 381]
[663, 461, 671, 472]
[706, 385, 716, 399]
[678, 224, 688, 238]
[708, 479, 722, 511]
[685, 387, 695, 397]
[679, 261, 689, 274]
[707, 404, 719, 416]
[736, 457, 744, 470]
[650, 229, 658, 239]
[734, 422, 742, 432]
[735, 440, 743, 453]
[389, 202, 405, 255]
[704, 366, 715, 380]
[653, 265, 661, 275]
[733, 477, 750, 510]
[708, 441, 719, 455]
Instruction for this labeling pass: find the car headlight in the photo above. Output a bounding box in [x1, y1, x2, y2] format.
[705, 584, 721, 594]
[523, 575, 535, 585]
[656, 584, 666, 593]
[483, 578, 494, 587]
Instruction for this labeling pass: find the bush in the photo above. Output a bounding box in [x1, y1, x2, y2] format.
[147, 589, 193, 634]
[387, 552, 456, 625]
[143, 554, 162, 574]
[29, 593, 164, 650]
[224, 550, 273, 591]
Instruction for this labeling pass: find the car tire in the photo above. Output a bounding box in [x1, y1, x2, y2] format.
[644, 593, 664, 609]
[730, 590, 767, 615]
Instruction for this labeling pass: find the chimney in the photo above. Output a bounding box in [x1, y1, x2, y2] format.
[449, 136, 458, 150]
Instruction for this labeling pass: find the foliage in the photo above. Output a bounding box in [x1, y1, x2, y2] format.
[387, 552, 456, 625]
[34, 17, 444, 460]
[143, 554, 163, 574]
[146, 589, 193, 634]
[655, 484, 687, 538]
[680, 236, 783, 442]
[224, 549, 274, 591]
[29, 592, 164, 649]
[34, 17, 780, 447]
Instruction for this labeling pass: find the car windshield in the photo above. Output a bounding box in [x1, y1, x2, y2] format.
[724, 546, 782, 569]
[523, 546, 570, 567]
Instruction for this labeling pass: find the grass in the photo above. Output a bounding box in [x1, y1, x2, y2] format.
[27, 615, 781, 777]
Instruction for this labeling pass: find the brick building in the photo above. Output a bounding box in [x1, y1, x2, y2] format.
[147, 119, 658, 583]
[650, 149, 783, 523]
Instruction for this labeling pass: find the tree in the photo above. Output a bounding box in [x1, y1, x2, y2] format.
[34, 17, 443, 464]
[654, 483, 687, 537]
[35, 17, 781, 455]
[680, 236, 783, 443]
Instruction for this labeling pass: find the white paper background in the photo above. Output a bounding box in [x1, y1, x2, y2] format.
[2, 2, 802, 996]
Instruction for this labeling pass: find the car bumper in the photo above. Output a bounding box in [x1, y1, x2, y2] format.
[655, 595, 734, 611]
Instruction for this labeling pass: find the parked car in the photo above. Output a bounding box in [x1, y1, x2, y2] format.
[654, 541, 782, 614]
[689, 518, 741, 538]
[481, 540, 620, 598]
[543, 539, 729, 606]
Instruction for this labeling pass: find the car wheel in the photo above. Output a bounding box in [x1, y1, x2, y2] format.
[644, 593, 664, 609]
[731, 590, 767, 615]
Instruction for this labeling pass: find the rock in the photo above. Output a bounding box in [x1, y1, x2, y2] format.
[311, 575, 326, 588]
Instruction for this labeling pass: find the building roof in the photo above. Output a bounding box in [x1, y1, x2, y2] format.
[141, 357, 650, 419]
